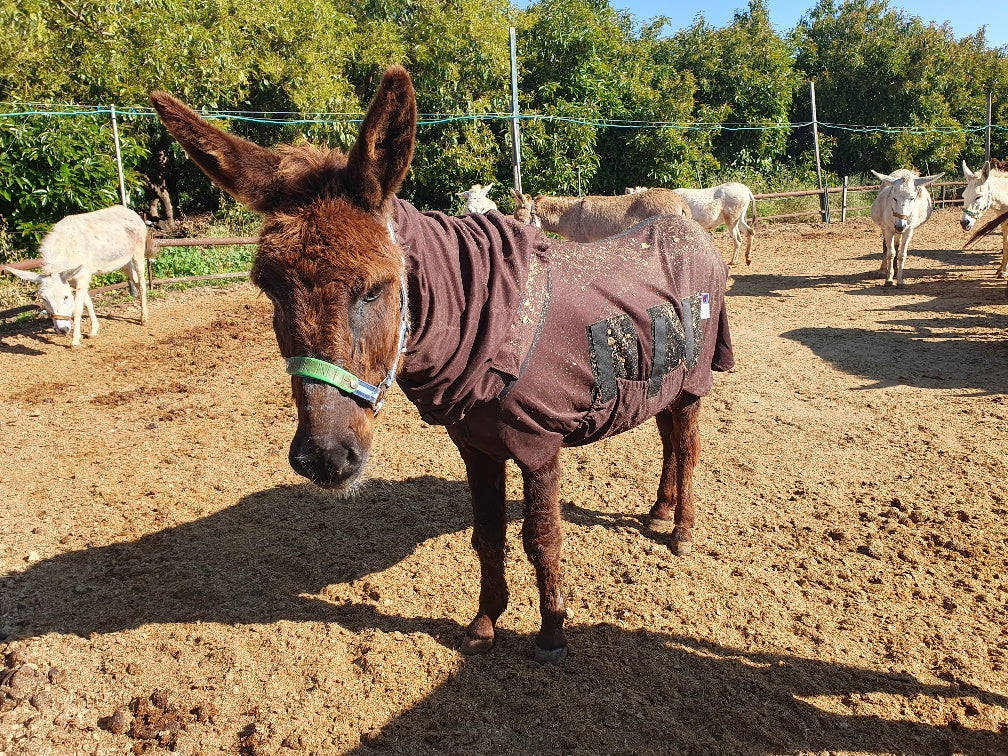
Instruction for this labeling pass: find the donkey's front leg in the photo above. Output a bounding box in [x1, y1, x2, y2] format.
[70, 286, 88, 346]
[997, 221, 1008, 278]
[895, 228, 913, 287]
[648, 395, 702, 556]
[83, 292, 99, 338]
[519, 451, 567, 663]
[458, 445, 509, 655]
[882, 233, 898, 285]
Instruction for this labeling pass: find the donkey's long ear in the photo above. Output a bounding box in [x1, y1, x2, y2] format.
[915, 173, 944, 188]
[344, 66, 417, 213]
[4, 266, 44, 283]
[150, 91, 281, 214]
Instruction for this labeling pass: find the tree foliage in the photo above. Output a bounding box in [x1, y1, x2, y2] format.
[662, 1, 799, 179]
[0, 0, 1006, 256]
[792, 0, 1008, 176]
[0, 113, 146, 256]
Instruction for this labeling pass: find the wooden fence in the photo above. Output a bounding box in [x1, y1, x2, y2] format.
[755, 180, 966, 223]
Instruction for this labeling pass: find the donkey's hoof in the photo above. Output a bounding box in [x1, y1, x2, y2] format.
[533, 644, 567, 665]
[461, 615, 495, 655]
[883, 280, 894, 287]
[647, 516, 676, 534]
[460, 634, 494, 655]
[672, 538, 693, 556]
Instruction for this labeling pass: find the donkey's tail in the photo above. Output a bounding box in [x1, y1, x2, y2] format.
[748, 188, 759, 232]
[144, 225, 158, 259]
[964, 209, 1008, 249]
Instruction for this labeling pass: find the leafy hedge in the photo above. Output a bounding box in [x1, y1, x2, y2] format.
[0, 113, 147, 260]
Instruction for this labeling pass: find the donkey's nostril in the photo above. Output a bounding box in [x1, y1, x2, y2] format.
[289, 434, 365, 489]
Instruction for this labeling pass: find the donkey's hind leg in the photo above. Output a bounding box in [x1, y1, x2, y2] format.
[997, 220, 1008, 278]
[648, 393, 702, 556]
[727, 221, 742, 266]
[737, 214, 755, 266]
[125, 259, 149, 325]
[728, 215, 751, 266]
[457, 444, 510, 655]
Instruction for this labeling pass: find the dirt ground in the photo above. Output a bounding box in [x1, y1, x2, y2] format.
[0, 208, 1006, 756]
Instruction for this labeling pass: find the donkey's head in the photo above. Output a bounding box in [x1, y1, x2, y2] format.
[457, 183, 497, 214]
[961, 160, 993, 231]
[511, 188, 540, 227]
[872, 170, 942, 232]
[6, 266, 76, 334]
[151, 66, 417, 493]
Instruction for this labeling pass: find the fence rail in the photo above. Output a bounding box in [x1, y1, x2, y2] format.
[754, 180, 966, 222]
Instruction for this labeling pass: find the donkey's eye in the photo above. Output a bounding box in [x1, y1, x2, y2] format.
[362, 283, 385, 303]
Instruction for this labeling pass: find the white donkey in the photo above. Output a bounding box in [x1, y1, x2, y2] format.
[5, 205, 151, 345]
[960, 160, 1008, 278]
[673, 182, 758, 266]
[870, 169, 943, 287]
[456, 183, 498, 214]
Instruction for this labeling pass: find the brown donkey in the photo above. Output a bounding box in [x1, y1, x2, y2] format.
[150, 66, 734, 663]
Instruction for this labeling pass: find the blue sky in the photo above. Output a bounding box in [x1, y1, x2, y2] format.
[609, 1, 1008, 49]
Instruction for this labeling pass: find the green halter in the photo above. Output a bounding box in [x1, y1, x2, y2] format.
[285, 221, 410, 414]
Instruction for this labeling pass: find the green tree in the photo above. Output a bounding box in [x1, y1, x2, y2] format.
[791, 0, 1008, 176]
[0, 112, 146, 256]
[518, 0, 705, 194]
[662, 0, 800, 180]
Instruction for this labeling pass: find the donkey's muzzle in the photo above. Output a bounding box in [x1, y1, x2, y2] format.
[893, 218, 909, 232]
[960, 216, 975, 231]
[289, 431, 366, 490]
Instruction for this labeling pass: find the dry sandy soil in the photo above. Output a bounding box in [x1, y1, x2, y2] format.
[0, 208, 1006, 755]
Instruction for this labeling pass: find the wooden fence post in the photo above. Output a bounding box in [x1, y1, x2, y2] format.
[841, 176, 848, 222]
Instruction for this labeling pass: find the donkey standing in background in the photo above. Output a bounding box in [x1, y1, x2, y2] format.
[151, 66, 734, 664]
[511, 187, 692, 242]
[870, 169, 943, 287]
[673, 183, 758, 266]
[4, 205, 152, 346]
[960, 160, 1008, 278]
[456, 183, 498, 214]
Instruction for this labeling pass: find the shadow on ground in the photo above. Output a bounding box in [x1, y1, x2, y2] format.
[3, 478, 1005, 755]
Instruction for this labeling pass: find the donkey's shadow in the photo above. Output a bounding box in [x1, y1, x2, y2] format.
[338, 606, 1008, 756]
[4, 481, 1006, 755]
[0, 477, 476, 640]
